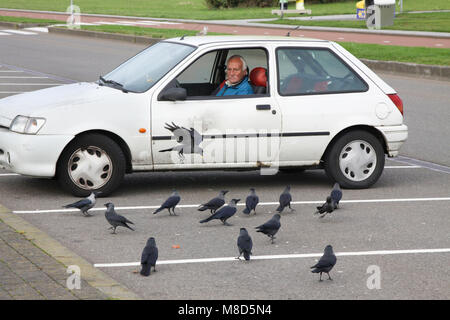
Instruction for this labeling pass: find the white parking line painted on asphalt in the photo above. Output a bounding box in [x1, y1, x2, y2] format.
[384, 165, 422, 169]
[94, 248, 450, 268]
[0, 83, 60, 86]
[0, 76, 48, 79]
[23, 27, 49, 33]
[0, 173, 20, 176]
[0, 32, 11, 36]
[11, 197, 450, 214]
[2, 29, 37, 35]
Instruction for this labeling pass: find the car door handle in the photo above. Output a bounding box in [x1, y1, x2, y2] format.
[256, 104, 271, 110]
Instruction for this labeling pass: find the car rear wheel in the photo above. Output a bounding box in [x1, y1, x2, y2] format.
[324, 130, 385, 189]
[57, 133, 126, 196]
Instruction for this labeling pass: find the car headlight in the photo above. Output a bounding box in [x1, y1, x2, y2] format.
[10, 115, 46, 134]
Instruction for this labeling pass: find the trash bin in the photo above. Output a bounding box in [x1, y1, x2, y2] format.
[356, 0, 366, 19]
[280, 0, 288, 10]
[366, 0, 395, 29]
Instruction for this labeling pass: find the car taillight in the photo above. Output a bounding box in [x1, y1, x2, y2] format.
[388, 94, 403, 116]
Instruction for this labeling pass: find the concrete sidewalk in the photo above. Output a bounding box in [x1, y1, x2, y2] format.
[0, 205, 141, 300]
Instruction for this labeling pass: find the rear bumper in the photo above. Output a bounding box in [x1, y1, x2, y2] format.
[376, 124, 408, 157]
[0, 128, 73, 177]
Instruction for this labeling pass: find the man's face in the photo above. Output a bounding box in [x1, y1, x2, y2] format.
[226, 57, 246, 85]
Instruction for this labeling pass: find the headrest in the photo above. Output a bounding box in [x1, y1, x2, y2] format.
[249, 67, 267, 87]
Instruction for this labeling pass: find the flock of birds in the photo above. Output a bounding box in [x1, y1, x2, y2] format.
[62, 183, 342, 281]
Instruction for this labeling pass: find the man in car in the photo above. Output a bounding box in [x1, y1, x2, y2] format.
[215, 55, 254, 96]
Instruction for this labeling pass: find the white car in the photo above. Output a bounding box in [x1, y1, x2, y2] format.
[0, 36, 407, 196]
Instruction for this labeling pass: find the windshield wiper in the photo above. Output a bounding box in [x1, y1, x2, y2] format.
[99, 76, 128, 93]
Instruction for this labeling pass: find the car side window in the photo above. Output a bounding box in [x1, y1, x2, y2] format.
[277, 47, 368, 96]
[177, 51, 216, 84]
[166, 48, 269, 99]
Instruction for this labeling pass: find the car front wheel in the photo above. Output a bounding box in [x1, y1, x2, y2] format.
[56, 133, 126, 196]
[324, 130, 385, 189]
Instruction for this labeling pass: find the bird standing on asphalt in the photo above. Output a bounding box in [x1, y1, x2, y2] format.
[330, 182, 342, 209]
[140, 237, 158, 276]
[104, 203, 135, 234]
[243, 188, 259, 215]
[276, 186, 294, 213]
[198, 190, 228, 214]
[63, 192, 101, 216]
[255, 213, 281, 244]
[199, 199, 240, 226]
[153, 190, 181, 216]
[236, 228, 253, 261]
[311, 245, 337, 281]
[314, 196, 335, 218]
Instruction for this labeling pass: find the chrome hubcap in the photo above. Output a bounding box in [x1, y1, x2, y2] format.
[339, 140, 377, 182]
[68, 146, 113, 190]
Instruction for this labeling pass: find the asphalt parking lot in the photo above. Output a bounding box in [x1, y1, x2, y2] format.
[0, 30, 449, 300]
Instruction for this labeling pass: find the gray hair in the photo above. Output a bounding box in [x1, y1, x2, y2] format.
[226, 55, 248, 72]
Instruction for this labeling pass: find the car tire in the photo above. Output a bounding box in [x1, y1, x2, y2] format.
[56, 133, 126, 197]
[324, 130, 385, 189]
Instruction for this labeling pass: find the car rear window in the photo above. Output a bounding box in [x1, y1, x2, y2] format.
[276, 47, 368, 96]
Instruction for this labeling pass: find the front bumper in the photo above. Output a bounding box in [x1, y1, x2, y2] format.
[376, 124, 408, 157]
[0, 128, 74, 177]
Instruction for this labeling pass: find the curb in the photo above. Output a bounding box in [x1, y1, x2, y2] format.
[0, 204, 142, 300]
[0, 21, 48, 28]
[48, 26, 450, 81]
[360, 59, 450, 81]
[48, 26, 161, 45]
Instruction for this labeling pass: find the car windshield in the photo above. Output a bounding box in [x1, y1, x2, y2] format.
[101, 42, 196, 93]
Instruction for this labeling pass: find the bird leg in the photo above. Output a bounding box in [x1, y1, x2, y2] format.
[172, 208, 178, 216]
[270, 236, 276, 244]
[319, 272, 323, 282]
[82, 211, 92, 217]
[108, 227, 117, 234]
[223, 221, 232, 226]
[319, 213, 327, 219]
[327, 272, 333, 281]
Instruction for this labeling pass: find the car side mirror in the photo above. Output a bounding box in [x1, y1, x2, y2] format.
[158, 87, 187, 101]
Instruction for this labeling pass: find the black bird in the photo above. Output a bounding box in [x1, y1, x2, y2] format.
[158, 122, 203, 159]
[330, 183, 342, 209]
[63, 192, 101, 216]
[236, 228, 253, 261]
[311, 245, 337, 281]
[199, 199, 240, 226]
[276, 186, 294, 213]
[255, 213, 281, 244]
[153, 190, 181, 216]
[140, 237, 158, 276]
[198, 190, 228, 214]
[243, 188, 259, 215]
[314, 196, 335, 218]
[104, 203, 135, 234]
